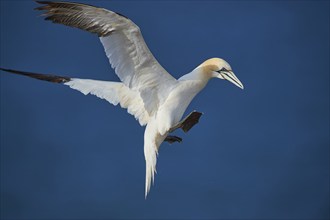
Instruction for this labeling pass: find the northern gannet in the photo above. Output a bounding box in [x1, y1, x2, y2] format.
[0, 1, 244, 197]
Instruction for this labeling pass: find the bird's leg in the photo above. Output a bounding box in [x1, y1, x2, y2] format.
[165, 111, 202, 144]
[164, 135, 182, 144]
[169, 111, 203, 133]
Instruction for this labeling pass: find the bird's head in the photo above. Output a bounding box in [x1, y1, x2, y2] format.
[199, 58, 244, 89]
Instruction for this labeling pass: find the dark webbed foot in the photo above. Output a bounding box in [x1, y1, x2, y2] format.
[169, 111, 203, 133]
[164, 135, 182, 144]
[181, 111, 203, 133]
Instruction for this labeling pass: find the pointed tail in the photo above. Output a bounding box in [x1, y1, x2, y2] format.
[144, 139, 158, 198]
[144, 120, 162, 198]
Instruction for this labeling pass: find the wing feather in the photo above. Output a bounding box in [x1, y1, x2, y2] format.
[0, 67, 149, 125]
[65, 79, 149, 126]
[36, 1, 177, 115]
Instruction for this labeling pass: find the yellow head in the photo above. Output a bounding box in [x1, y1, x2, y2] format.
[198, 58, 244, 89]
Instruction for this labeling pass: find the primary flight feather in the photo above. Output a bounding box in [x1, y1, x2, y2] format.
[0, 1, 244, 198]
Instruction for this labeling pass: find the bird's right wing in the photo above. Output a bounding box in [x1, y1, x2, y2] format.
[36, 1, 178, 116]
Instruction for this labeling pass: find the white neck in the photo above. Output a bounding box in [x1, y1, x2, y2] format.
[178, 67, 213, 82]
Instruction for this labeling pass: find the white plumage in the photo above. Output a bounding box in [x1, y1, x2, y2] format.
[1, 1, 244, 197]
[65, 79, 149, 126]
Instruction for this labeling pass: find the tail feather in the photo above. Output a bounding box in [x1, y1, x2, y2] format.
[144, 119, 162, 198]
[144, 140, 158, 198]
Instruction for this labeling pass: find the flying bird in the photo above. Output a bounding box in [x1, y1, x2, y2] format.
[0, 1, 244, 197]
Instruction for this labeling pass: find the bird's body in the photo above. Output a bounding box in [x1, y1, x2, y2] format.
[143, 68, 212, 194]
[65, 58, 227, 196]
[0, 1, 243, 197]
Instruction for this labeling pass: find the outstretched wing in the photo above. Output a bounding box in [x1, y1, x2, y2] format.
[66, 79, 149, 126]
[35, 1, 177, 115]
[0, 68, 149, 125]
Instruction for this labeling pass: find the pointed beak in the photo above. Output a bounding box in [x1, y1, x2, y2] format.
[220, 71, 244, 89]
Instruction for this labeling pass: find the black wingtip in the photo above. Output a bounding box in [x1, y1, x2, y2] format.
[34, 1, 51, 11]
[114, 12, 129, 20]
[0, 67, 71, 84]
[0, 67, 10, 72]
[35, 0, 46, 3]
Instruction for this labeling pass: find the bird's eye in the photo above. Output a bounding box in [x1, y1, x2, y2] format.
[217, 67, 227, 73]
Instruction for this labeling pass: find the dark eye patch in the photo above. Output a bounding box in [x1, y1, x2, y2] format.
[217, 67, 227, 73]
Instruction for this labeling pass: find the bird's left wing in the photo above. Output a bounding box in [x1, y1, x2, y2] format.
[0, 68, 149, 125]
[36, 1, 178, 116]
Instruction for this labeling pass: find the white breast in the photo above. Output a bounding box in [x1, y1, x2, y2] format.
[156, 80, 207, 135]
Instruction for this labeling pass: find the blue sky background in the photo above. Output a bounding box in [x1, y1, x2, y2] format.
[0, 0, 329, 219]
